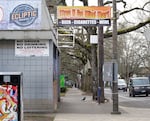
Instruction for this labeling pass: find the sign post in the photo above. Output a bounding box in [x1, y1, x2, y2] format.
[111, 0, 121, 114]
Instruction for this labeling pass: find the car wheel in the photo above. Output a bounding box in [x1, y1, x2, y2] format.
[146, 93, 148, 97]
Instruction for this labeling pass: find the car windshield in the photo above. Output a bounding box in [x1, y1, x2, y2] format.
[132, 78, 150, 86]
[118, 79, 126, 85]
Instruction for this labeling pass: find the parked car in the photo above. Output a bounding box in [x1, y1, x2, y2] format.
[129, 77, 150, 97]
[118, 79, 127, 91]
[65, 80, 74, 88]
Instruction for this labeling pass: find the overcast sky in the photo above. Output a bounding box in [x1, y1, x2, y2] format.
[66, 0, 97, 6]
[65, 0, 146, 8]
[65, 0, 149, 22]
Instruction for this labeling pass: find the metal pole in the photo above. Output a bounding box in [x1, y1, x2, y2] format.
[111, 0, 121, 114]
[98, 0, 104, 104]
[72, 0, 74, 6]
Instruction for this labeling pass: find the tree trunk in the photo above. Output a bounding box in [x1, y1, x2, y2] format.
[91, 45, 98, 100]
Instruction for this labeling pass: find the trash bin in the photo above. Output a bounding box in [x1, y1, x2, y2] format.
[0, 72, 23, 121]
[97, 86, 101, 98]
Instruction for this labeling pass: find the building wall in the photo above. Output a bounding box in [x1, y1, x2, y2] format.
[0, 39, 56, 112]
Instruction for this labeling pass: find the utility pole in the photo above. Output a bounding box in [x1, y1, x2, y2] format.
[98, 0, 104, 104]
[72, 0, 74, 6]
[111, 0, 121, 114]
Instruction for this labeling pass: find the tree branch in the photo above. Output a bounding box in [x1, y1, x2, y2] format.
[57, 0, 67, 6]
[104, 18, 150, 38]
[79, 0, 88, 6]
[120, 7, 150, 15]
[104, 0, 127, 7]
[66, 50, 87, 65]
[75, 38, 91, 54]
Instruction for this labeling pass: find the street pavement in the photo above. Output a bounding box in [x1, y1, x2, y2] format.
[54, 87, 150, 121]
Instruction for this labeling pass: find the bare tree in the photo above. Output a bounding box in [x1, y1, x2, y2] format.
[56, 0, 150, 95]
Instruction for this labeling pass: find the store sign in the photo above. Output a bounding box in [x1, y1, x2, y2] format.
[58, 19, 110, 26]
[10, 4, 38, 27]
[0, 0, 41, 30]
[15, 40, 49, 57]
[57, 6, 111, 26]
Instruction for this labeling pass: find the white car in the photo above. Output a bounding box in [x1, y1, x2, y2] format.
[118, 79, 127, 91]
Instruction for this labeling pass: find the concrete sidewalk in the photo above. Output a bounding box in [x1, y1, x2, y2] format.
[54, 88, 150, 121]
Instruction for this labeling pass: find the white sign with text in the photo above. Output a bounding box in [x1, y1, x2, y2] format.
[15, 40, 49, 56]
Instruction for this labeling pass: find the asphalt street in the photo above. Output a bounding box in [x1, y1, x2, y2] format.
[115, 89, 150, 108]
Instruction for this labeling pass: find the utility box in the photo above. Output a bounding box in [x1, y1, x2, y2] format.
[0, 72, 23, 121]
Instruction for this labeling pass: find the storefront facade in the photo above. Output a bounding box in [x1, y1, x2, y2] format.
[0, 0, 59, 112]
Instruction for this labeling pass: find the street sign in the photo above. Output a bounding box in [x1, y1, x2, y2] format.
[103, 61, 118, 82]
[90, 35, 98, 44]
[103, 62, 113, 82]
